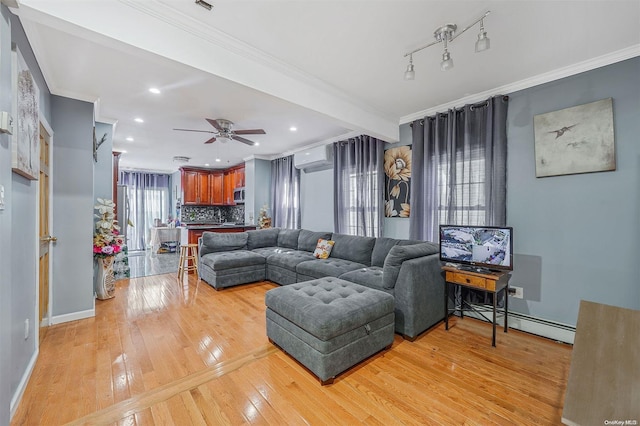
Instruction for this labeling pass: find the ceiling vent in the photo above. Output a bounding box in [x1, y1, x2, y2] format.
[173, 156, 190, 164]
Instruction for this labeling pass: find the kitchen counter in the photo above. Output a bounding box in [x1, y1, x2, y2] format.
[182, 223, 256, 230]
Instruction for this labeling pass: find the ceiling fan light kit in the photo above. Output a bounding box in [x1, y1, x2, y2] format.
[173, 118, 266, 146]
[404, 11, 491, 79]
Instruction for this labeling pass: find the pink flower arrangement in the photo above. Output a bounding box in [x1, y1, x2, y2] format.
[93, 198, 124, 259]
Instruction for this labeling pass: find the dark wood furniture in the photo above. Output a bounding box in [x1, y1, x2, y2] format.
[442, 266, 510, 347]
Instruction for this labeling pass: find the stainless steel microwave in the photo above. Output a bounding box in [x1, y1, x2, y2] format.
[233, 187, 245, 203]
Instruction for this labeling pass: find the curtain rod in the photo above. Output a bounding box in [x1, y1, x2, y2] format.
[410, 95, 509, 127]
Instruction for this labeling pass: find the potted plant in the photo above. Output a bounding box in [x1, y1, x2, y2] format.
[93, 198, 124, 299]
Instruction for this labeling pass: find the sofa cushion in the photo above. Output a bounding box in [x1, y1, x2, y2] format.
[297, 258, 366, 280]
[298, 230, 332, 252]
[200, 250, 266, 271]
[339, 266, 387, 291]
[371, 237, 401, 267]
[200, 232, 248, 256]
[277, 229, 301, 249]
[267, 250, 316, 270]
[246, 228, 280, 250]
[329, 233, 376, 266]
[382, 242, 440, 289]
[251, 246, 293, 258]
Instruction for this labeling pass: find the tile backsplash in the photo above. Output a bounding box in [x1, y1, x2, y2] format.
[181, 205, 245, 223]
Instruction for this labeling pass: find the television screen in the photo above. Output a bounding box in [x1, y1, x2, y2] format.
[439, 225, 513, 271]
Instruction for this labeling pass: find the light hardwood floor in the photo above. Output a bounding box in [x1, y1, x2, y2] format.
[12, 273, 573, 425]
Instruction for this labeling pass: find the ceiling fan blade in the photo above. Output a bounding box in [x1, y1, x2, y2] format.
[204, 136, 217, 144]
[232, 135, 256, 146]
[234, 129, 266, 135]
[173, 128, 216, 134]
[205, 118, 224, 131]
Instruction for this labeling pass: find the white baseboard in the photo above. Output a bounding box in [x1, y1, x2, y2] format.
[461, 306, 575, 344]
[50, 308, 95, 325]
[10, 348, 39, 420]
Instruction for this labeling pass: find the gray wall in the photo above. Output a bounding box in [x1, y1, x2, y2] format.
[51, 95, 95, 318]
[0, 6, 13, 423]
[3, 8, 54, 420]
[93, 122, 113, 202]
[506, 57, 640, 325]
[300, 167, 334, 232]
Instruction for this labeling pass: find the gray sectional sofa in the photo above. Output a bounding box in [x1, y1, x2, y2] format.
[198, 228, 445, 339]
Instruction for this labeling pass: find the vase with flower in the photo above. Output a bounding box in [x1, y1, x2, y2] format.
[93, 198, 124, 299]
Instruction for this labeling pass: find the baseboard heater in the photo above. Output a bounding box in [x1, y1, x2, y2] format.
[458, 304, 576, 344]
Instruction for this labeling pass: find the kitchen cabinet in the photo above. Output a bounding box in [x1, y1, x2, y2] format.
[181, 165, 245, 206]
[181, 168, 211, 205]
[209, 172, 223, 205]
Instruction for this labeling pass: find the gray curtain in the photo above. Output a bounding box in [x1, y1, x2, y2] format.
[270, 155, 301, 229]
[409, 95, 509, 242]
[333, 135, 384, 236]
[120, 171, 171, 251]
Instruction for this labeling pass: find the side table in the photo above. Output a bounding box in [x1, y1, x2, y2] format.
[442, 266, 510, 347]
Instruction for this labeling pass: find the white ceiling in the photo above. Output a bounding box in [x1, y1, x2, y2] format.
[13, 0, 640, 173]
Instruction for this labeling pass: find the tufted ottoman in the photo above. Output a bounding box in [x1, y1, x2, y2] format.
[265, 277, 395, 384]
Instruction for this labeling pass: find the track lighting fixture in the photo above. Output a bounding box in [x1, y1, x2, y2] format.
[403, 11, 491, 78]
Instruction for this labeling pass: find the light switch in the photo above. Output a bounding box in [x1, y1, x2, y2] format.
[0, 111, 13, 135]
[0, 185, 5, 211]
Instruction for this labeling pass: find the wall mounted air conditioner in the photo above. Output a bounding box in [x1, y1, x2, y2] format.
[293, 144, 333, 172]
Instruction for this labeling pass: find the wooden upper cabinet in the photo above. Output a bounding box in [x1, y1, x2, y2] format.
[209, 172, 223, 205]
[197, 172, 210, 205]
[235, 168, 245, 188]
[223, 171, 234, 205]
[181, 169, 199, 205]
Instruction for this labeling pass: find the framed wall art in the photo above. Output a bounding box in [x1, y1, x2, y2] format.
[12, 45, 40, 180]
[384, 145, 412, 217]
[533, 98, 615, 178]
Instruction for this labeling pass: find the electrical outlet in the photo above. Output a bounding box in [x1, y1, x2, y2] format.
[24, 318, 29, 339]
[510, 286, 524, 299]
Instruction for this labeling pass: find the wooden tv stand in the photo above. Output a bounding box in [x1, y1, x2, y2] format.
[442, 266, 511, 347]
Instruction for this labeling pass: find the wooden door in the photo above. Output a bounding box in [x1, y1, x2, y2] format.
[209, 172, 223, 205]
[181, 169, 199, 204]
[38, 124, 53, 343]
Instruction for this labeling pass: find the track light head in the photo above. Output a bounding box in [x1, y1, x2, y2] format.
[404, 54, 415, 80]
[440, 51, 454, 71]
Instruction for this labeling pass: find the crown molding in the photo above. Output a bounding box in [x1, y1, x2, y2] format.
[400, 44, 640, 124]
[117, 0, 393, 124]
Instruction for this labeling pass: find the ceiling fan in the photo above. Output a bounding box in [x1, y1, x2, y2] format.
[173, 118, 265, 146]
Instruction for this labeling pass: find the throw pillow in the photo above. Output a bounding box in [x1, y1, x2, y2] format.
[313, 238, 335, 259]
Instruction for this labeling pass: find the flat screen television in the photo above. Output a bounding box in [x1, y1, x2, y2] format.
[439, 225, 513, 272]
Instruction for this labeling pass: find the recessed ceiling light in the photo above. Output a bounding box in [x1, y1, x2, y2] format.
[125, 137, 134, 142]
[204, 163, 210, 167]
[149, 88, 161, 94]
[215, 158, 221, 162]
[254, 142, 260, 146]
[120, 150, 127, 153]
[134, 118, 144, 123]
[289, 126, 297, 132]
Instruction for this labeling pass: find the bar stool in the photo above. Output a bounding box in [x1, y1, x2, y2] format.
[178, 243, 199, 281]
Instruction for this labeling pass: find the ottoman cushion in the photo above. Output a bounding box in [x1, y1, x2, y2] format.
[265, 277, 394, 341]
[200, 250, 266, 271]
